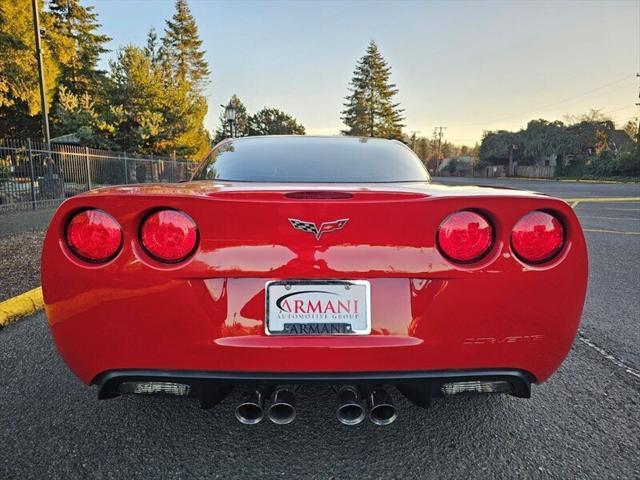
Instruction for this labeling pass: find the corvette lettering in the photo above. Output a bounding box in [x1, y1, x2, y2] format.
[288, 218, 349, 239]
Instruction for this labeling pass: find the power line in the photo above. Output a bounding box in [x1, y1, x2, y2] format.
[450, 74, 636, 128]
[433, 126, 447, 172]
[636, 73, 640, 135]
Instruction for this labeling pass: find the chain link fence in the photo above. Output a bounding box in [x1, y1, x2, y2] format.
[0, 139, 195, 214]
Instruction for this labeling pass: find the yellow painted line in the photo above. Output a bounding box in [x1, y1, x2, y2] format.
[583, 228, 640, 236]
[579, 215, 640, 221]
[0, 287, 44, 328]
[567, 197, 640, 204]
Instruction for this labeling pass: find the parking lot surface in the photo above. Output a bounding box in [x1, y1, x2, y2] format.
[1, 178, 639, 479]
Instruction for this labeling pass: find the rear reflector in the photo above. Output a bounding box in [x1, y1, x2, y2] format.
[140, 209, 198, 262]
[441, 380, 513, 395]
[118, 381, 191, 396]
[66, 209, 122, 262]
[437, 210, 493, 263]
[511, 211, 564, 264]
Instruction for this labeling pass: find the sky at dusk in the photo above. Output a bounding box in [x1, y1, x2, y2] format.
[87, 0, 639, 145]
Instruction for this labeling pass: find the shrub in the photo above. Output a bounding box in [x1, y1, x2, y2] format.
[617, 151, 640, 176]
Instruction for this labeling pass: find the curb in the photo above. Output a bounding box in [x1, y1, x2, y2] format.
[0, 287, 44, 328]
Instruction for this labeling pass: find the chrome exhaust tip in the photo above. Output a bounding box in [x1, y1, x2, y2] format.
[336, 386, 366, 425]
[235, 389, 265, 425]
[368, 387, 397, 426]
[267, 387, 296, 425]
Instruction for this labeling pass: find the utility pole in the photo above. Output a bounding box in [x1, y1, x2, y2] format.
[410, 131, 419, 150]
[508, 144, 518, 177]
[636, 73, 640, 140]
[31, 0, 51, 152]
[433, 126, 447, 174]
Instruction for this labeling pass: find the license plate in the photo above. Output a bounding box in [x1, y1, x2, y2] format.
[265, 280, 371, 335]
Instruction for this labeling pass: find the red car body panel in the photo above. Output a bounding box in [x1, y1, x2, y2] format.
[41, 180, 588, 386]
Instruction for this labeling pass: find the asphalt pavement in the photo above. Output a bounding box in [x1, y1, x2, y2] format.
[434, 176, 640, 199]
[0, 209, 54, 238]
[1, 178, 639, 479]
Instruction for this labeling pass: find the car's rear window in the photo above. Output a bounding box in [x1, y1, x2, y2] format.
[192, 136, 430, 183]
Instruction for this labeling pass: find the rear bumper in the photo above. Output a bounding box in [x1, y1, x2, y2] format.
[48, 276, 584, 385]
[94, 368, 534, 408]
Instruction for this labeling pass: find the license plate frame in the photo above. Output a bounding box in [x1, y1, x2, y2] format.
[265, 280, 371, 336]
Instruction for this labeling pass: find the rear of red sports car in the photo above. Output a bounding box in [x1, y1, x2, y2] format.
[41, 136, 588, 425]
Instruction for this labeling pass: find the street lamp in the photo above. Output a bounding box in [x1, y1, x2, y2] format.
[31, 0, 50, 150]
[222, 101, 237, 138]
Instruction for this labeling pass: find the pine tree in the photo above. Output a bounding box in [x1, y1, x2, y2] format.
[248, 108, 305, 136]
[144, 27, 162, 65]
[162, 0, 209, 90]
[49, 0, 111, 97]
[341, 41, 404, 139]
[213, 94, 248, 143]
[105, 45, 209, 159]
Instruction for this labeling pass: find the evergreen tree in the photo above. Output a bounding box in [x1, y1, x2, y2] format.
[341, 41, 404, 139]
[162, 0, 209, 90]
[49, 0, 111, 97]
[52, 85, 116, 149]
[248, 108, 305, 136]
[213, 94, 248, 143]
[101, 45, 209, 158]
[144, 27, 162, 65]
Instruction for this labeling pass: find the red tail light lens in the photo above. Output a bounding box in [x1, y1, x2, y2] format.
[66, 209, 122, 262]
[437, 210, 493, 263]
[140, 210, 198, 262]
[511, 211, 564, 264]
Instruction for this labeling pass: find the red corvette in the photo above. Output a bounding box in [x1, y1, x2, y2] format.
[42, 136, 588, 425]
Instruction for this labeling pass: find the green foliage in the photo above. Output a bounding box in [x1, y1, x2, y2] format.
[341, 41, 404, 139]
[0, 0, 73, 135]
[521, 119, 575, 159]
[105, 45, 209, 158]
[407, 133, 477, 172]
[48, 0, 111, 98]
[446, 159, 459, 175]
[248, 108, 305, 136]
[479, 111, 638, 179]
[52, 85, 115, 148]
[479, 130, 522, 163]
[162, 0, 209, 91]
[617, 151, 640, 176]
[622, 118, 638, 142]
[0, 0, 210, 161]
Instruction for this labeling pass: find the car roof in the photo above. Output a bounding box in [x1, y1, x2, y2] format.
[215, 135, 411, 151]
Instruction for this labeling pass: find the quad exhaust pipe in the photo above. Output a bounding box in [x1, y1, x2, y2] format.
[336, 386, 366, 425]
[235, 389, 266, 425]
[236, 385, 396, 426]
[267, 386, 297, 424]
[235, 386, 297, 425]
[367, 386, 397, 426]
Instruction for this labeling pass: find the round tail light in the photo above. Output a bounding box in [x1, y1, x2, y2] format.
[66, 209, 122, 262]
[437, 210, 494, 263]
[140, 210, 198, 262]
[511, 211, 564, 264]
